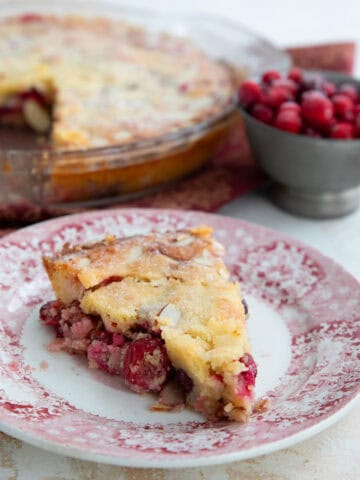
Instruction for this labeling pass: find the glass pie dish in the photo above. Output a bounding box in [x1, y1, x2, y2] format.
[0, 0, 290, 222]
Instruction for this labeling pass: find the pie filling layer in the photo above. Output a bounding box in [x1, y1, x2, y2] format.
[40, 298, 257, 420]
[0, 87, 53, 133]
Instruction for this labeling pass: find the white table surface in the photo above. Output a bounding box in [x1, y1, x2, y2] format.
[1, 0, 359, 478]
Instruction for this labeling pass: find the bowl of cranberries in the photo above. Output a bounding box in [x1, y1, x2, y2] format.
[238, 68, 360, 218]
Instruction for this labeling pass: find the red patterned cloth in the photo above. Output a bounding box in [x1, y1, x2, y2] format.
[287, 42, 356, 74]
[0, 41, 356, 235]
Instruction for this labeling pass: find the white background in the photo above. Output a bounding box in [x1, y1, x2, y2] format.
[125, 0, 360, 68]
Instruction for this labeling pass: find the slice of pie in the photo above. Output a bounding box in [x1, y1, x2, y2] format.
[40, 226, 257, 421]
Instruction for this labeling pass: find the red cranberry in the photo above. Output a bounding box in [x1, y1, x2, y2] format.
[251, 103, 273, 124]
[239, 81, 263, 108]
[279, 101, 301, 113]
[272, 78, 298, 95]
[241, 353, 257, 380]
[40, 300, 64, 327]
[322, 80, 336, 97]
[274, 110, 302, 133]
[301, 73, 325, 92]
[342, 109, 355, 123]
[354, 112, 360, 137]
[354, 123, 360, 138]
[19, 88, 47, 106]
[88, 336, 128, 375]
[0, 104, 22, 116]
[303, 127, 322, 137]
[237, 353, 257, 396]
[339, 83, 358, 102]
[261, 70, 281, 84]
[288, 67, 302, 83]
[266, 86, 294, 108]
[301, 90, 334, 129]
[123, 336, 171, 393]
[174, 369, 193, 393]
[330, 122, 354, 139]
[332, 94, 354, 120]
[112, 333, 126, 347]
[354, 105, 360, 116]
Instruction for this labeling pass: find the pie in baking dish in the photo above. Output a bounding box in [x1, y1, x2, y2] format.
[40, 226, 257, 421]
[0, 14, 234, 149]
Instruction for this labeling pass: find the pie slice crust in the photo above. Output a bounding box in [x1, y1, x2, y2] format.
[40, 226, 257, 421]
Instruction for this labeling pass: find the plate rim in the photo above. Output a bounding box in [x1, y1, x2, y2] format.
[0, 396, 357, 468]
[0, 207, 359, 468]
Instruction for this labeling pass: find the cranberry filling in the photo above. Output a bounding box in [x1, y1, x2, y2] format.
[0, 88, 48, 119]
[19, 88, 48, 107]
[87, 338, 127, 376]
[174, 369, 193, 393]
[40, 300, 171, 394]
[236, 353, 257, 397]
[40, 300, 63, 327]
[40, 300, 257, 408]
[123, 336, 171, 393]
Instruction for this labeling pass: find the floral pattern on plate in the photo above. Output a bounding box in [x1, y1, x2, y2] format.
[0, 208, 358, 468]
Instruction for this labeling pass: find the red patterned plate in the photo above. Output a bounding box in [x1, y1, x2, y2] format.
[0, 209, 358, 468]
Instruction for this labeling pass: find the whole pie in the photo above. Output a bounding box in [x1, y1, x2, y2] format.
[40, 226, 257, 422]
[0, 14, 235, 149]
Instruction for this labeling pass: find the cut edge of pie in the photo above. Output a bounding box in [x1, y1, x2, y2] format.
[40, 226, 258, 422]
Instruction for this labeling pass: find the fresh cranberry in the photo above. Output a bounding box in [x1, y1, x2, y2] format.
[330, 122, 354, 139]
[39, 300, 64, 327]
[301, 90, 334, 129]
[322, 80, 336, 97]
[303, 127, 322, 137]
[87, 339, 126, 375]
[261, 70, 281, 84]
[272, 78, 298, 95]
[354, 121, 360, 138]
[274, 110, 302, 133]
[123, 336, 171, 393]
[266, 86, 293, 108]
[342, 109, 355, 123]
[301, 73, 325, 92]
[239, 81, 263, 108]
[288, 67, 302, 83]
[251, 103, 273, 124]
[332, 94, 354, 120]
[354, 105, 360, 116]
[174, 369, 193, 393]
[279, 101, 301, 113]
[339, 83, 358, 102]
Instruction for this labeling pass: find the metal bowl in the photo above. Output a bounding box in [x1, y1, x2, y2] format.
[239, 72, 360, 218]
